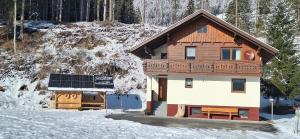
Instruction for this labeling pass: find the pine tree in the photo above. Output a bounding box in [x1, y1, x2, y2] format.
[117, 0, 139, 24]
[184, 0, 195, 17]
[265, 0, 300, 98]
[225, 0, 253, 33]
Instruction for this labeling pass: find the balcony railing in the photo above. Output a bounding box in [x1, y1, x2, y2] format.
[143, 59, 261, 75]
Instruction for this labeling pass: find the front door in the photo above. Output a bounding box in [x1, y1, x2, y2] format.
[158, 78, 167, 101]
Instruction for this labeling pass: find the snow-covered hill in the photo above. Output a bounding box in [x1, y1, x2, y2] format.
[0, 22, 163, 110]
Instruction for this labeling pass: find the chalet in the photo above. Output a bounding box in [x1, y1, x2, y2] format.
[131, 10, 278, 121]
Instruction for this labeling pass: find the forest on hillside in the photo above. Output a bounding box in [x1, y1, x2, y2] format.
[0, 0, 300, 98]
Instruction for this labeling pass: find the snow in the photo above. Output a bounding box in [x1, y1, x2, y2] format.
[0, 22, 163, 110]
[0, 109, 300, 139]
[23, 21, 54, 29]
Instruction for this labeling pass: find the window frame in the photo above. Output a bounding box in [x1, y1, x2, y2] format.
[185, 46, 196, 60]
[190, 107, 202, 115]
[238, 109, 249, 118]
[161, 53, 168, 59]
[185, 78, 193, 88]
[231, 78, 246, 93]
[221, 47, 241, 61]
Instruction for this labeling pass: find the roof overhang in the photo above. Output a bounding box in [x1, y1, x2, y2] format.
[131, 10, 278, 61]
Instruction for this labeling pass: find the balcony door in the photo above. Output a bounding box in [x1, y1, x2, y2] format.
[158, 78, 167, 101]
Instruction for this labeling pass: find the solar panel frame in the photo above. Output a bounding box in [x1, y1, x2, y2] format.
[48, 74, 114, 89]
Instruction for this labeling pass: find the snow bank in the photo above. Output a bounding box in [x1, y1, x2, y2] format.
[0, 76, 49, 110]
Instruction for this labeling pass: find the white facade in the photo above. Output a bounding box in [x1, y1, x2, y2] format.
[146, 75, 260, 108]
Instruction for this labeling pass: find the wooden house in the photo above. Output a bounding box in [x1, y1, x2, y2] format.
[131, 10, 278, 121]
[48, 74, 114, 110]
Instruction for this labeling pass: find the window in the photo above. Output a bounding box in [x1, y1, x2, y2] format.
[232, 48, 241, 60]
[186, 47, 196, 60]
[191, 107, 202, 115]
[239, 109, 249, 118]
[222, 48, 231, 60]
[232, 79, 246, 92]
[185, 78, 193, 88]
[221, 48, 241, 61]
[197, 25, 208, 33]
[161, 53, 168, 59]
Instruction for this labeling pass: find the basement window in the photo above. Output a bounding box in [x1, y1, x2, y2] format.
[191, 107, 202, 115]
[197, 25, 208, 33]
[239, 109, 249, 118]
[185, 78, 193, 88]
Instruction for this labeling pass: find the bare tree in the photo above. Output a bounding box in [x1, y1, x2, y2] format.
[29, 0, 32, 19]
[235, 0, 238, 27]
[20, 0, 25, 40]
[108, 0, 113, 22]
[86, 0, 90, 21]
[80, 0, 84, 21]
[59, 0, 63, 22]
[103, 0, 107, 21]
[13, 0, 17, 54]
[141, 0, 145, 25]
[96, 0, 100, 21]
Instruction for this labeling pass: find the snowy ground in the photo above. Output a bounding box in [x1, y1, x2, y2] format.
[0, 110, 300, 139]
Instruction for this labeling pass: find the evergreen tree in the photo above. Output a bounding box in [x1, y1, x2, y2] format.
[255, 0, 271, 36]
[116, 0, 139, 24]
[264, 0, 300, 98]
[225, 0, 253, 33]
[184, 0, 195, 17]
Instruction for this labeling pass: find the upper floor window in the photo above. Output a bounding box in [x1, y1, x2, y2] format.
[197, 25, 208, 33]
[161, 53, 167, 59]
[221, 48, 241, 61]
[186, 47, 196, 60]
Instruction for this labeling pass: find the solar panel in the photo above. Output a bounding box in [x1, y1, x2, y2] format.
[48, 74, 114, 89]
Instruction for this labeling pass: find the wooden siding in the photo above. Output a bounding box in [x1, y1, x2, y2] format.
[55, 91, 106, 110]
[148, 17, 262, 76]
[55, 92, 82, 109]
[171, 18, 234, 43]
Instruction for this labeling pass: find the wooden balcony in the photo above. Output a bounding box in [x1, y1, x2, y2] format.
[143, 59, 262, 76]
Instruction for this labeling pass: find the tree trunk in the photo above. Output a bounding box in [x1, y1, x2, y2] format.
[74, 0, 78, 21]
[29, 0, 32, 20]
[59, 0, 63, 22]
[51, 0, 56, 20]
[235, 0, 238, 27]
[141, 0, 145, 25]
[96, 0, 100, 21]
[80, 0, 84, 21]
[86, 0, 90, 21]
[67, 0, 71, 21]
[103, 0, 107, 21]
[13, 0, 17, 54]
[108, 0, 115, 22]
[20, 0, 25, 40]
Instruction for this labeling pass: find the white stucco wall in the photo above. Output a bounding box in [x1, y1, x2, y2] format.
[146, 75, 159, 101]
[146, 75, 260, 108]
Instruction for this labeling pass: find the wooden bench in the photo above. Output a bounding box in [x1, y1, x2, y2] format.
[202, 107, 238, 120]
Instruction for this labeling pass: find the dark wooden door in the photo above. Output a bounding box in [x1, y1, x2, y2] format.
[158, 78, 167, 101]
